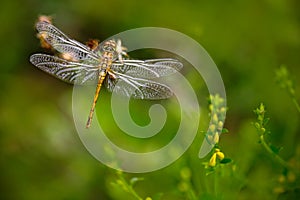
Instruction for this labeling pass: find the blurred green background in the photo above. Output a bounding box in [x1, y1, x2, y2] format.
[1, 0, 300, 199]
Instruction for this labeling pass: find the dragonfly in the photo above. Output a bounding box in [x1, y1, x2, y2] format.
[30, 19, 183, 128]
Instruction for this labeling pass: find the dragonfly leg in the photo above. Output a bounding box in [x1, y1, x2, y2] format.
[116, 39, 128, 63]
[86, 72, 106, 128]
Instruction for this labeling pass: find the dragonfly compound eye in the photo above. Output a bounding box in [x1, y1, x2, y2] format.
[101, 40, 117, 53]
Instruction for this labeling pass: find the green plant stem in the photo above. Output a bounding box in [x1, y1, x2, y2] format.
[214, 168, 218, 198]
[259, 135, 290, 169]
[187, 187, 197, 200]
[214, 171, 217, 197]
[292, 97, 300, 114]
[127, 186, 143, 200]
[118, 173, 143, 200]
[129, 187, 143, 200]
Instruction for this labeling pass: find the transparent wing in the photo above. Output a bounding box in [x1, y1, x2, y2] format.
[110, 58, 183, 79]
[36, 21, 100, 62]
[106, 70, 174, 99]
[30, 54, 98, 84]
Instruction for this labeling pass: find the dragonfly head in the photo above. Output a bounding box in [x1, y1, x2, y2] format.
[101, 40, 117, 53]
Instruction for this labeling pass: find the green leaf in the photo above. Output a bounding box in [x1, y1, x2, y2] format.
[263, 118, 270, 126]
[270, 144, 282, 155]
[220, 158, 232, 164]
[222, 128, 229, 134]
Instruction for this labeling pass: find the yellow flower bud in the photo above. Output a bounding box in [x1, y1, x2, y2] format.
[180, 167, 191, 180]
[287, 172, 296, 182]
[218, 98, 224, 104]
[207, 135, 213, 143]
[218, 121, 223, 129]
[213, 133, 219, 144]
[273, 186, 285, 194]
[212, 114, 218, 123]
[220, 107, 226, 113]
[178, 182, 189, 192]
[209, 104, 214, 111]
[209, 124, 216, 132]
[209, 153, 217, 167]
[216, 151, 225, 160]
[278, 175, 285, 183]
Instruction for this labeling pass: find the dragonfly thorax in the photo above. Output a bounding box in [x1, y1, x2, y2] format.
[101, 40, 118, 61]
